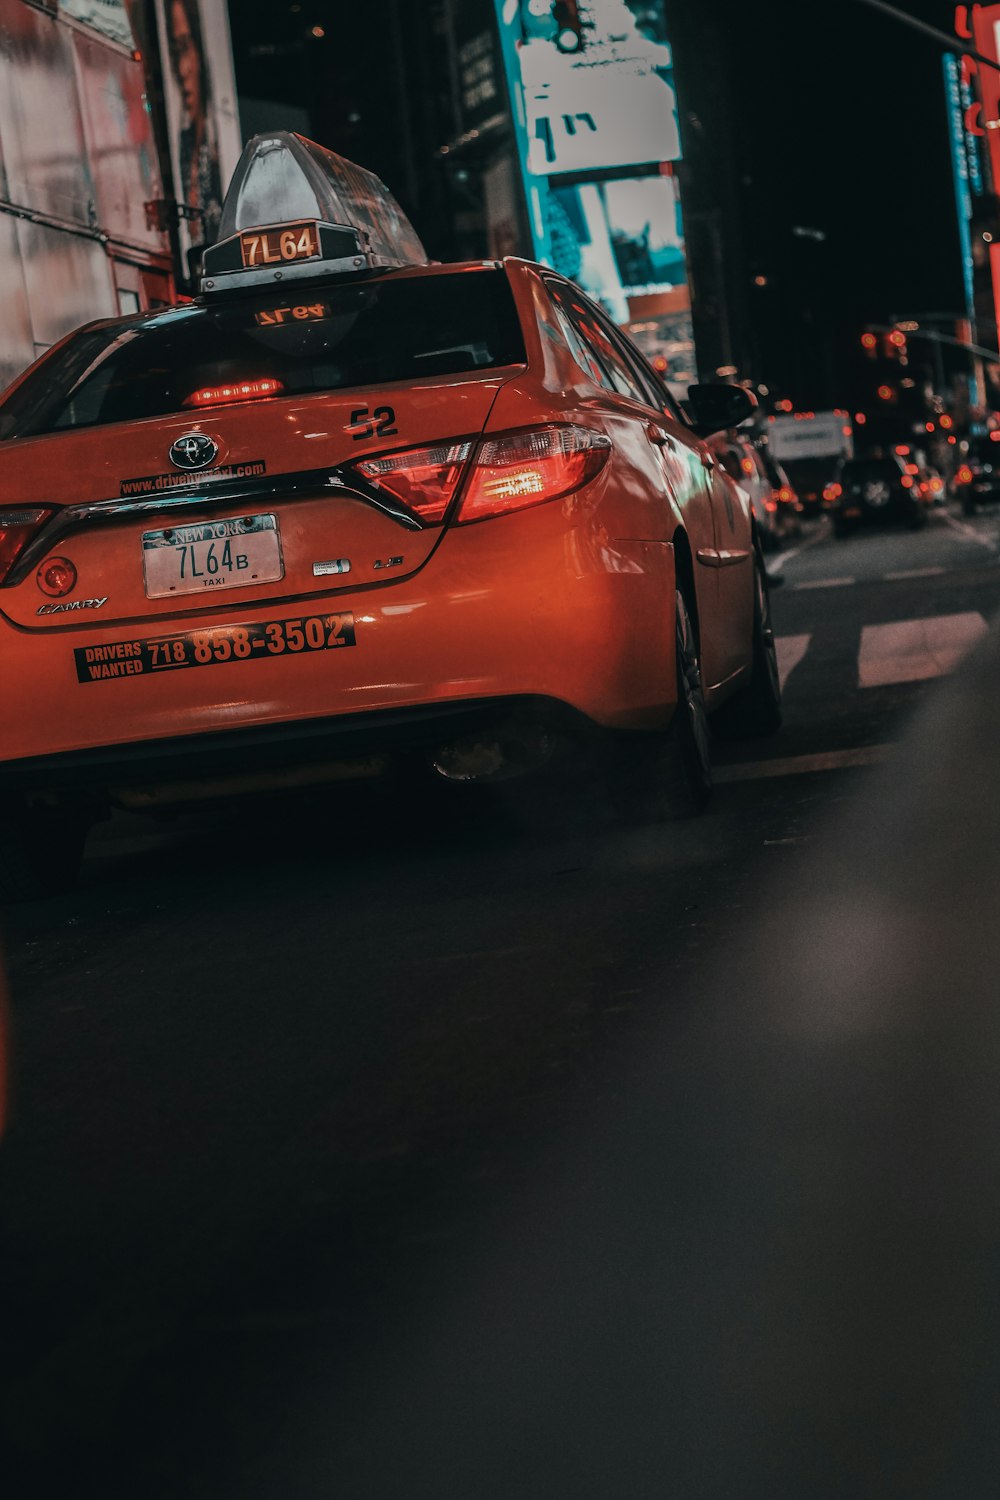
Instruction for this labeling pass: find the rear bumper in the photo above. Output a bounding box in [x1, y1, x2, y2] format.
[1, 507, 678, 775]
[834, 498, 923, 524]
[0, 697, 591, 798]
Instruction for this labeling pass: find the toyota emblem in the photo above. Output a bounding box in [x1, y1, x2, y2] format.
[169, 432, 218, 471]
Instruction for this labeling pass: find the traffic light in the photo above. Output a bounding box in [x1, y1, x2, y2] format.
[552, 0, 585, 52]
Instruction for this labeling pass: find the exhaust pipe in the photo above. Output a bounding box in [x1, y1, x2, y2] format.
[430, 724, 556, 783]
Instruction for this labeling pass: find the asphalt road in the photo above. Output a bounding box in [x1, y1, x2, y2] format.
[2, 503, 999, 1497]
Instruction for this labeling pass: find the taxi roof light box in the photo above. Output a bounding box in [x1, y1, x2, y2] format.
[202, 131, 428, 296]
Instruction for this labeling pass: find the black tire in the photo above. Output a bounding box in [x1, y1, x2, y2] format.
[0, 803, 88, 903]
[712, 552, 783, 739]
[609, 590, 712, 821]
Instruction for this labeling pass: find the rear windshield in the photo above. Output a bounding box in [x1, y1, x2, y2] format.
[0, 269, 525, 440]
[839, 459, 901, 483]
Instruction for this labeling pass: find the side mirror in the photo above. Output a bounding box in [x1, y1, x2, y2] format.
[686, 383, 758, 437]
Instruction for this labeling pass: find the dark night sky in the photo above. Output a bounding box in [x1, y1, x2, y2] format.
[229, 1, 975, 402]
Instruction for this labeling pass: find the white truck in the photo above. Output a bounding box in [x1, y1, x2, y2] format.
[766, 410, 854, 512]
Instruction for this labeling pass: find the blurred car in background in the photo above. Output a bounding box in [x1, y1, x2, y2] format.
[953, 437, 1000, 514]
[823, 454, 931, 537]
[757, 443, 804, 539]
[709, 433, 782, 551]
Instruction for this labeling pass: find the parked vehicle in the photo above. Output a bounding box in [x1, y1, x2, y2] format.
[709, 433, 782, 551]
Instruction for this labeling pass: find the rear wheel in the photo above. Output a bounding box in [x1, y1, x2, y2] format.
[610, 590, 712, 821]
[712, 551, 782, 739]
[0, 802, 88, 903]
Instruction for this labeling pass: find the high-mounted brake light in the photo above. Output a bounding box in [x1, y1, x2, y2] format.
[183, 377, 284, 409]
[0, 508, 53, 584]
[458, 426, 611, 523]
[353, 442, 473, 523]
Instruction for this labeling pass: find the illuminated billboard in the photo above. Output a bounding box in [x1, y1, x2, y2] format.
[493, 0, 694, 390]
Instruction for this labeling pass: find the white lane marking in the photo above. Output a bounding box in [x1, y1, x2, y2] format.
[767, 524, 829, 573]
[883, 566, 946, 580]
[775, 633, 810, 691]
[858, 612, 988, 688]
[715, 744, 891, 783]
[940, 512, 998, 549]
[790, 576, 856, 591]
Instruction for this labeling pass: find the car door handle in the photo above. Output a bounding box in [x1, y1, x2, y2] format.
[646, 424, 676, 450]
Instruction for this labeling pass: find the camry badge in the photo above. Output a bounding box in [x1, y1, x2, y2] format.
[168, 432, 218, 471]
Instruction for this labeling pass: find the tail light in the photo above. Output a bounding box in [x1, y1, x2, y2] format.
[350, 426, 610, 527]
[777, 485, 794, 503]
[0, 508, 53, 584]
[957, 465, 973, 484]
[183, 377, 284, 409]
[458, 425, 611, 524]
[901, 475, 914, 489]
[354, 441, 473, 523]
[822, 483, 842, 503]
[765, 498, 778, 513]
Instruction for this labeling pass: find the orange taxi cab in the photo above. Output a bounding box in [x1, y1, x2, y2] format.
[0, 133, 781, 897]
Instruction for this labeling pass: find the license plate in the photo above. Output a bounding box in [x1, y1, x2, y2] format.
[142, 514, 282, 599]
[75, 612, 356, 683]
[240, 222, 319, 269]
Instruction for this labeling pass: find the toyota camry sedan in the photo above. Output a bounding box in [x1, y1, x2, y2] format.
[0, 132, 780, 897]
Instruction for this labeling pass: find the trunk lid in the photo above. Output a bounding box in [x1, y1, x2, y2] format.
[1, 375, 507, 630]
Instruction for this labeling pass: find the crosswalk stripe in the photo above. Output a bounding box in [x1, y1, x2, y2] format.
[858, 612, 988, 688]
[883, 566, 946, 581]
[775, 633, 810, 691]
[790, 576, 856, 591]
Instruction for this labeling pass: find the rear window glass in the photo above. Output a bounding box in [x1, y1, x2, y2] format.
[0, 270, 525, 439]
[840, 459, 901, 483]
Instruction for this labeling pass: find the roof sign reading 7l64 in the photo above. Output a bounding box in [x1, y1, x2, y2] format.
[240, 222, 319, 269]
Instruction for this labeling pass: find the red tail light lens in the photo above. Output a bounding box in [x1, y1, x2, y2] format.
[777, 486, 793, 502]
[458, 425, 611, 524]
[957, 465, 973, 484]
[183, 377, 284, 409]
[0, 508, 53, 584]
[901, 474, 914, 489]
[354, 441, 473, 523]
[822, 483, 842, 503]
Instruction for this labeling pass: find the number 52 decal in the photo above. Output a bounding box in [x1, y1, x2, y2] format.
[349, 405, 398, 440]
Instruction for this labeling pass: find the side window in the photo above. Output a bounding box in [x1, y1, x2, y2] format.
[589, 309, 669, 410]
[545, 284, 610, 389]
[565, 297, 649, 403]
[641, 363, 688, 425]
